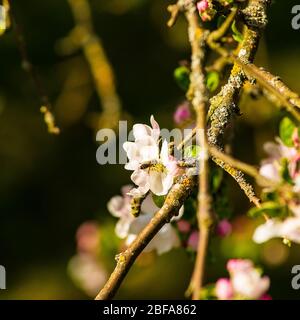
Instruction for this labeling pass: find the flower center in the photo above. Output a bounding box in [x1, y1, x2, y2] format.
[150, 163, 167, 173]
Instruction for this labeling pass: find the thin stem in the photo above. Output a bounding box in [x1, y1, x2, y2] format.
[233, 59, 300, 122]
[66, 0, 122, 130]
[8, 0, 60, 134]
[185, 6, 212, 300]
[209, 146, 274, 188]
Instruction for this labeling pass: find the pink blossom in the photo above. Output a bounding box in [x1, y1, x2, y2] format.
[227, 259, 253, 274]
[187, 230, 199, 251]
[177, 220, 191, 233]
[68, 254, 108, 297]
[227, 259, 270, 299]
[215, 259, 270, 300]
[215, 278, 234, 300]
[174, 102, 191, 125]
[231, 270, 270, 300]
[76, 221, 100, 254]
[216, 219, 232, 237]
[197, 0, 209, 13]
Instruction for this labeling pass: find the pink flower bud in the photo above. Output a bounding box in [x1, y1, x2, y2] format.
[174, 102, 191, 125]
[177, 220, 191, 233]
[197, 0, 209, 13]
[227, 259, 253, 273]
[76, 221, 100, 254]
[215, 278, 234, 300]
[216, 219, 232, 237]
[187, 231, 199, 251]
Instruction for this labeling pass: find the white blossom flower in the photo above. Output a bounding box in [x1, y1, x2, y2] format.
[68, 254, 108, 297]
[107, 186, 181, 255]
[254, 136, 300, 245]
[126, 213, 180, 255]
[107, 185, 134, 239]
[259, 139, 298, 182]
[231, 268, 270, 300]
[253, 217, 300, 244]
[227, 259, 270, 300]
[123, 116, 178, 196]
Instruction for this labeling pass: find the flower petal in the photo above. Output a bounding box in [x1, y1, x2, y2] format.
[253, 219, 283, 243]
[131, 169, 150, 195]
[133, 124, 152, 141]
[107, 196, 124, 217]
[150, 115, 160, 141]
[160, 140, 169, 164]
[115, 218, 132, 239]
[149, 171, 165, 195]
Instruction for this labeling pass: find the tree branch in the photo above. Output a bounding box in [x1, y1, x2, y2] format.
[64, 0, 122, 130]
[95, 174, 197, 300]
[8, 0, 60, 135]
[184, 4, 212, 300]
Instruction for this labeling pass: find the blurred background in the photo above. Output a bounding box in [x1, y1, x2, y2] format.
[0, 0, 300, 299]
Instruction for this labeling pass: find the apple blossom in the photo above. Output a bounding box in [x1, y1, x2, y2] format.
[226, 259, 270, 300]
[68, 254, 108, 297]
[253, 217, 300, 244]
[259, 139, 298, 182]
[123, 116, 179, 196]
[227, 259, 253, 273]
[211, 259, 270, 300]
[107, 185, 134, 239]
[76, 221, 100, 254]
[230, 267, 270, 299]
[108, 186, 181, 255]
[215, 278, 233, 300]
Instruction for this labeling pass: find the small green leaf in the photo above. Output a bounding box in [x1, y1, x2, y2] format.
[152, 194, 166, 208]
[206, 71, 220, 92]
[184, 145, 202, 159]
[280, 158, 294, 185]
[217, 15, 226, 28]
[174, 66, 190, 92]
[248, 201, 285, 218]
[279, 117, 296, 147]
[211, 167, 223, 192]
[231, 20, 244, 43]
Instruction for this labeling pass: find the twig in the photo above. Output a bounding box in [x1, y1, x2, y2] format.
[8, 0, 60, 135]
[233, 60, 300, 122]
[167, 4, 180, 27]
[64, 0, 122, 130]
[206, 0, 270, 206]
[95, 174, 197, 300]
[207, 6, 238, 57]
[207, 0, 269, 145]
[184, 4, 212, 300]
[209, 146, 274, 188]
